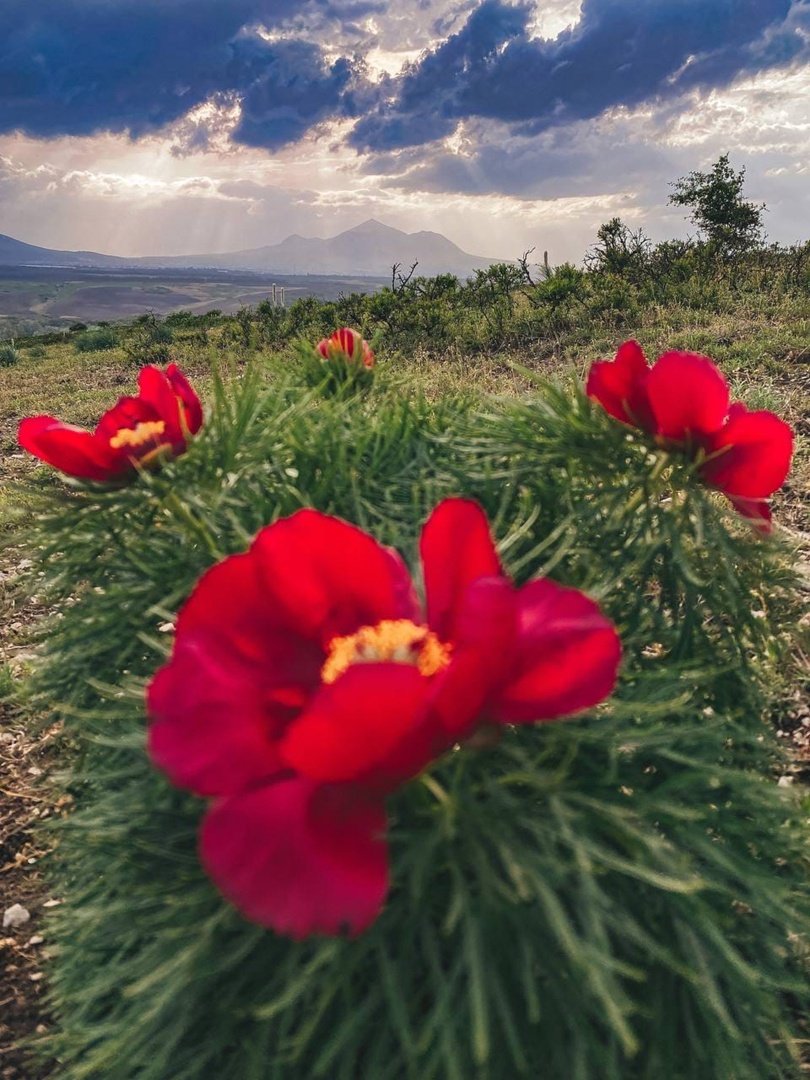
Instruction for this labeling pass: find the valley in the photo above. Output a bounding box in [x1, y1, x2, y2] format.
[0, 266, 386, 337]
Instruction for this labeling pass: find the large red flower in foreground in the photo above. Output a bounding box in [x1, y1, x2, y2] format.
[18, 364, 203, 482]
[316, 327, 375, 368]
[148, 499, 620, 939]
[586, 341, 794, 527]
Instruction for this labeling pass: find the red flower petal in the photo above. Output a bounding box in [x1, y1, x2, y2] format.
[200, 778, 389, 939]
[281, 664, 435, 787]
[18, 416, 123, 480]
[727, 495, 773, 532]
[335, 328, 358, 356]
[586, 340, 652, 428]
[94, 395, 159, 443]
[137, 365, 185, 446]
[492, 579, 621, 724]
[253, 509, 419, 645]
[172, 549, 321, 678]
[166, 363, 204, 435]
[420, 498, 502, 641]
[148, 552, 322, 797]
[700, 404, 793, 499]
[430, 577, 517, 737]
[148, 644, 287, 797]
[645, 351, 729, 439]
[317, 328, 374, 368]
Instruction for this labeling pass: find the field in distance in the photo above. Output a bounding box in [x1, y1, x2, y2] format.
[0, 266, 387, 338]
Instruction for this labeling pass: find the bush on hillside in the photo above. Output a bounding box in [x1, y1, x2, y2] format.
[164, 309, 222, 330]
[670, 154, 765, 257]
[0, 339, 20, 366]
[242, 229, 809, 361]
[74, 327, 119, 352]
[123, 313, 174, 364]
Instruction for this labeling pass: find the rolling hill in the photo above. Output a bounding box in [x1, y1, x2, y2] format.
[0, 232, 125, 269]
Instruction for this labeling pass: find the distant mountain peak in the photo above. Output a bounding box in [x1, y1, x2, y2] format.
[0, 220, 502, 277]
[342, 218, 402, 236]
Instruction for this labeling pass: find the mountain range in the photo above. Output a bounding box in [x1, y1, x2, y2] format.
[0, 219, 498, 278]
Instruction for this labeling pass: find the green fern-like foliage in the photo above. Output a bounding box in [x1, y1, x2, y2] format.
[17, 363, 809, 1079]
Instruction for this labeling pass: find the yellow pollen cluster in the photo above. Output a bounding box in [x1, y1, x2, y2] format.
[321, 619, 452, 684]
[109, 420, 167, 450]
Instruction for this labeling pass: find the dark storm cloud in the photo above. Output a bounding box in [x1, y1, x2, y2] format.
[0, 0, 372, 146]
[381, 123, 674, 200]
[354, 0, 530, 148]
[351, 0, 808, 151]
[0, 0, 807, 162]
[230, 40, 359, 149]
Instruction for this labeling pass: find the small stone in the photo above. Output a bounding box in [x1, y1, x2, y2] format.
[42, 899, 62, 909]
[29, 971, 44, 981]
[3, 904, 31, 929]
[27, 935, 44, 946]
[777, 775, 794, 788]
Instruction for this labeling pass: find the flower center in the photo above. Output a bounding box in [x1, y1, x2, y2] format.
[109, 420, 167, 450]
[321, 619, 452, 685]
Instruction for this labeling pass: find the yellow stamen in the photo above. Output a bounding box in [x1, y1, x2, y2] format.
[109, 420, 167, 450]
[321, 618, 452, 684]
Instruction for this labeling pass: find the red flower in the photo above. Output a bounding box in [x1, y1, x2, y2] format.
[18, 364, 203, 482]
[586, 341, 793, 527]
[316, 327, 375, 368]
[148, 499, 620, 939]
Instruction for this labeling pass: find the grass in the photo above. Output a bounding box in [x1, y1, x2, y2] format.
[1, 295, 806, 532]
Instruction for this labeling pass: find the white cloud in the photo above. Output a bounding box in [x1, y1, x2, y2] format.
[663, 65, 810, 152]
[527, 0, 583, 40]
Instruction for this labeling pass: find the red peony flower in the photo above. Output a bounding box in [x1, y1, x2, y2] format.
[316, 327, 375, 368]
[586, 341, 794, 528]
[18, 364, 203, 482]
[148, 498, 620, 939]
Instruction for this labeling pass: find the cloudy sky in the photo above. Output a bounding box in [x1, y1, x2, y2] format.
[0, 0, 808, 263]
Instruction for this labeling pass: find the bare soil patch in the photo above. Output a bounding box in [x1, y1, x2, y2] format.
[0, 706, 62, 1080]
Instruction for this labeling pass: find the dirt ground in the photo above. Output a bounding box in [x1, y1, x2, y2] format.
[0, 543, 66, 1080]
[0, 713, 62, 1080]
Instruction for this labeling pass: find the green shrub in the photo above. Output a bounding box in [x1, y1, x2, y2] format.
[19, 367, 809, 1080]
[164, 309, 222, 330]
[0, 339, 21, 366]
[123, 313, 174, 365]
[532, 262, 585, 312]
[74, 327, 119, 352]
